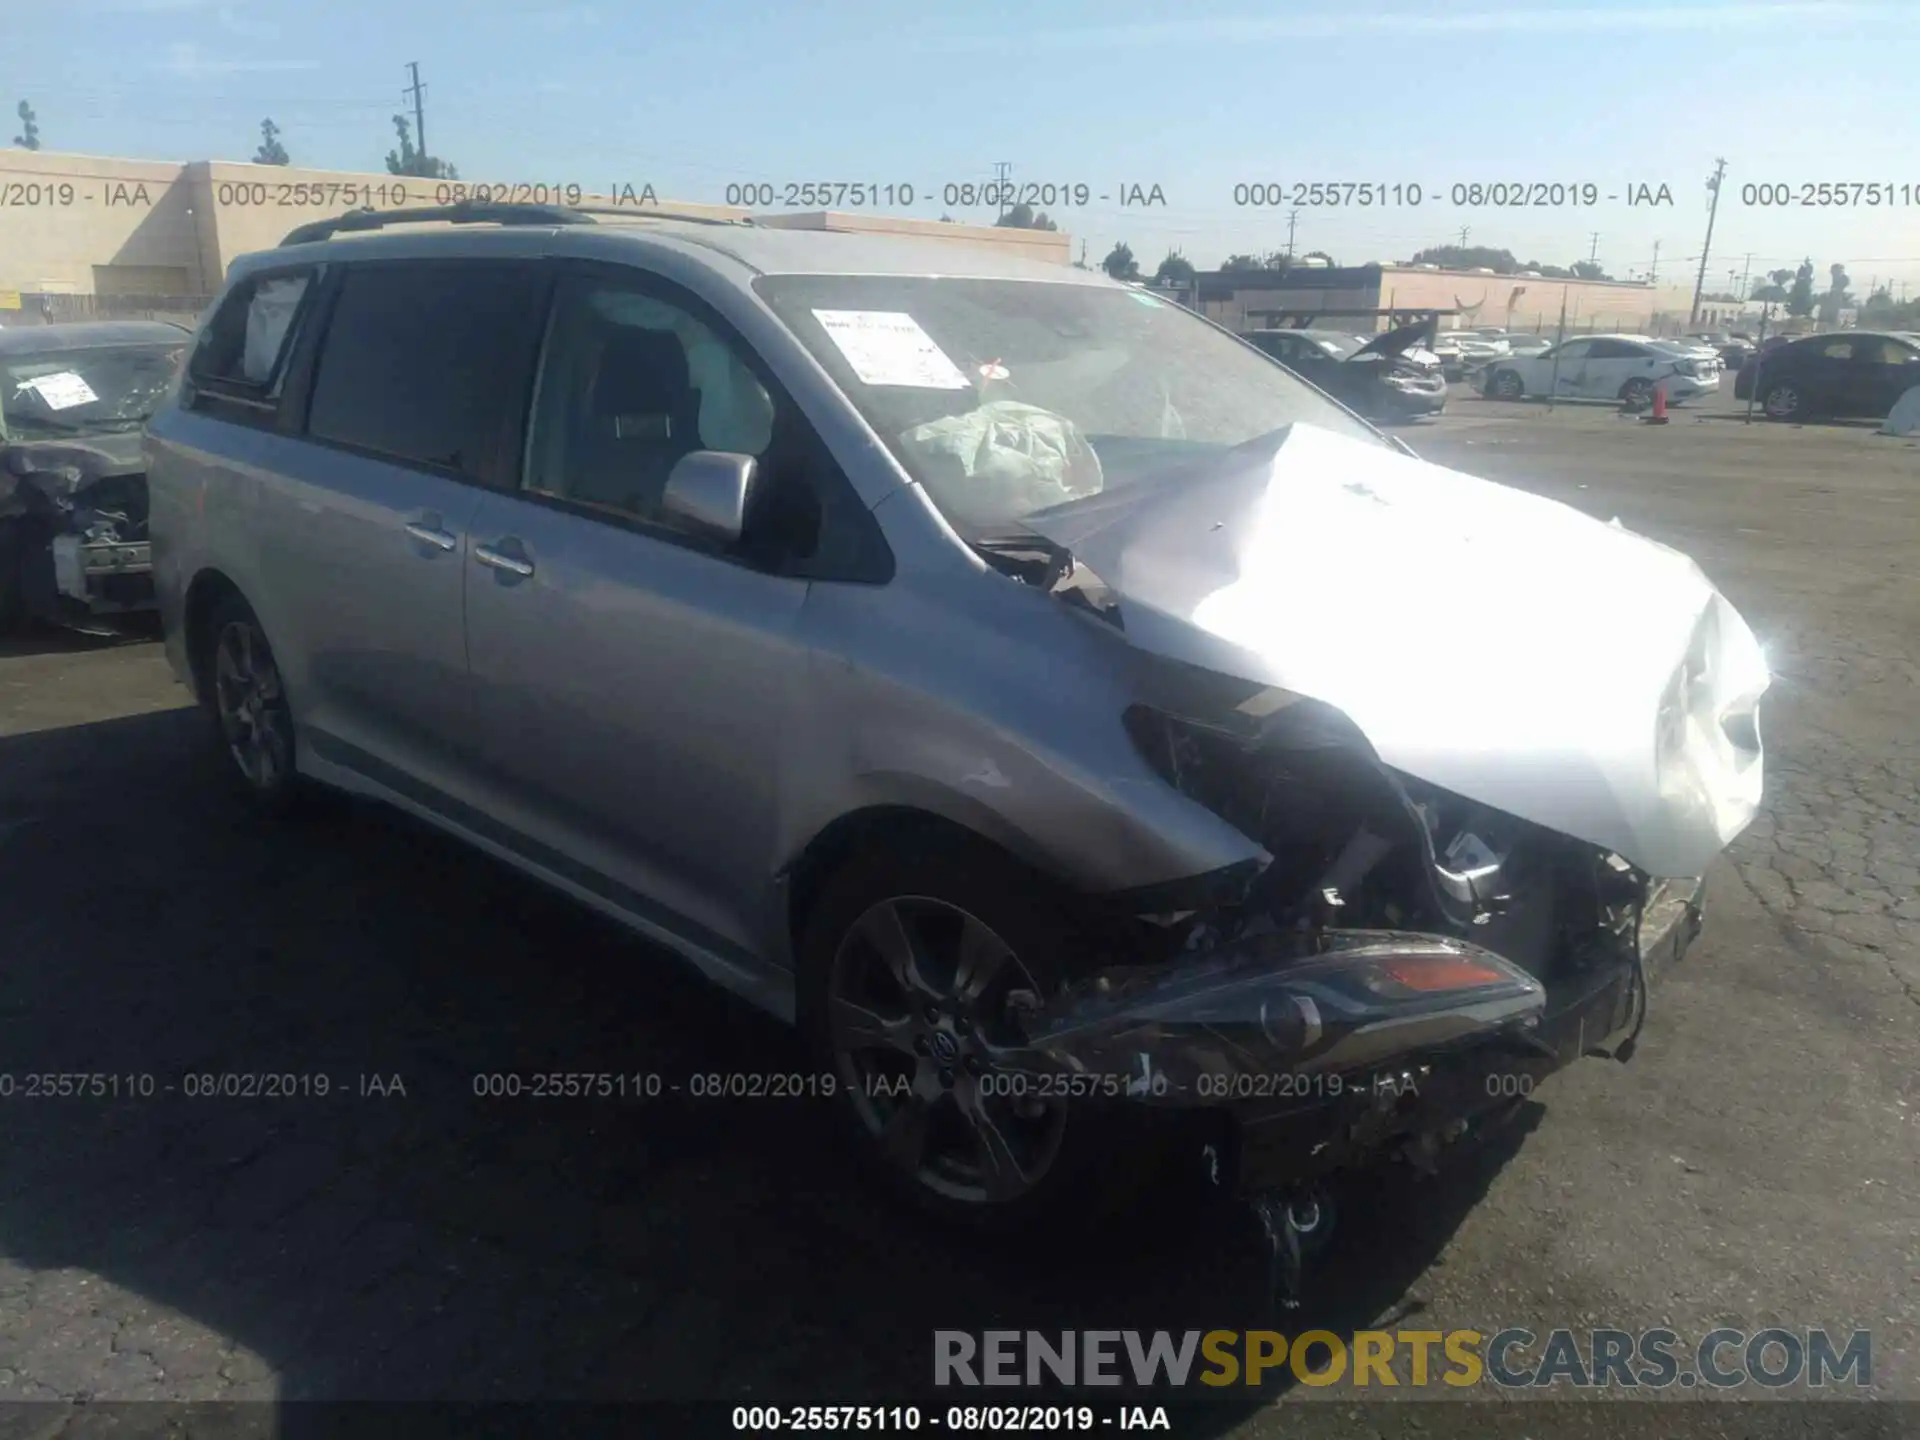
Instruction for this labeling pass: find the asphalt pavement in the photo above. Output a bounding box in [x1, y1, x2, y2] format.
[1, 384, 1916, 1436]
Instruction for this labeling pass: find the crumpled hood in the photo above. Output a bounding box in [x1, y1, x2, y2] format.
[1025, 422, 1770, 877]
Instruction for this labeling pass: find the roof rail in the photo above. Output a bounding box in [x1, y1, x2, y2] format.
[279, 198, 750, 247]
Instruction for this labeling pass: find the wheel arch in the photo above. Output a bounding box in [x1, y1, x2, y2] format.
[181, 567, 247, 705]
[780, 800, 1076, 964]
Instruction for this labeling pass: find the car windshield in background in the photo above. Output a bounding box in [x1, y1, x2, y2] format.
[1, 345, 186, 436]
[753, 275, 1383, 531]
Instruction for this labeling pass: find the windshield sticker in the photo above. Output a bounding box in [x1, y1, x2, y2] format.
[978, 361, 1010, 381]
[18, 370, 99, 410]
[811, 310, 971, 390]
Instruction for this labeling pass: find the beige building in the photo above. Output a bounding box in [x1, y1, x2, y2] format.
[1195, 262, 1715, 337]
[0, 149, 1071, 321]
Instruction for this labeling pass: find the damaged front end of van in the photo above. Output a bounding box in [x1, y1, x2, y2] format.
[982, 424, 1767, 1299]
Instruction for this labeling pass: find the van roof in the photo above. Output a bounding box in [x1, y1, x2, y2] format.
[265, 202, 1106, 287]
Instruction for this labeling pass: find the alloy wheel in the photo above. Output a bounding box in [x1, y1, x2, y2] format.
[1763, 384, 1800, 418]
[826, 895, 1067, 1205]
[1494, 371, 1523, 399]
[213, 618, 292, 789]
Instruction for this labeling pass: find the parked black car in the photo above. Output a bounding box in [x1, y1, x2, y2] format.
[0, 321, 190, 631]
[1733, 330, 1920, 420]
[1242, 322, 1448, 421]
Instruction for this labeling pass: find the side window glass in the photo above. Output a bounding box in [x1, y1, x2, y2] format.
[186, 267, 320, 417]
[526, 284, 777, 521]
[1555, 340, 1592, 362]
[1819, 340, 1854, 361]
[306, 262, 543, 483]
[525, 276, 886, 580]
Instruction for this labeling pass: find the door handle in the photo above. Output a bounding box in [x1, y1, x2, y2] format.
[404, 520, 458, 552]
[475, 542, 535, 578]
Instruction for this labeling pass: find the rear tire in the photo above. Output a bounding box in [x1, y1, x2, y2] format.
[198, 591, 307, 814]
[1620, 377, 1655, 405]
[797, 833, 1160, 1236]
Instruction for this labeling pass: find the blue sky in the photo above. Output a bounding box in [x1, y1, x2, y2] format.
[7, 0, 1919, 288]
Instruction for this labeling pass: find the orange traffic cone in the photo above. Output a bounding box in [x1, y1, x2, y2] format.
[1643, 380, 1670, 424]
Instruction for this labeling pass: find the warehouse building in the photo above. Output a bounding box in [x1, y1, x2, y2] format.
[0, 149, 1071, 325]
[1194, 262, 1712, 337]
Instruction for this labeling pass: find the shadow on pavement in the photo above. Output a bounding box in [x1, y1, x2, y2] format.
[0, 708, 1542, 1428]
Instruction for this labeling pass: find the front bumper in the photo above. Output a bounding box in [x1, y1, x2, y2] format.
[1007, 876, 1704, 1194]
[1374, 383, 1449, 418]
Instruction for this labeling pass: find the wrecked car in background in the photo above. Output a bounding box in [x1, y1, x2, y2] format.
[1241, 324, 1448, 422]
[148, 214, 1769, 1305]
[0, 321, 189, 632]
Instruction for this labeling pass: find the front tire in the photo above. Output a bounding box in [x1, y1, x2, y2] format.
[797, 834, 1147, 1235]
[1490, 369, 1525, 400]
[1761, 381, 1804, 420]
[200, 592, 304, 813]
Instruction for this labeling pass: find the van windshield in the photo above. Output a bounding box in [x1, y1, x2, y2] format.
[754, 274, 1383, 531]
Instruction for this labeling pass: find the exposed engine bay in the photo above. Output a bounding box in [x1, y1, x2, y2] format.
[0, 436, 156, 627]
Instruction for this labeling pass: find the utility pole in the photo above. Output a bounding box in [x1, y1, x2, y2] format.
[1739, 252, 1752, 299]
[1649, 240, 1660, 283]
[993, 161, 1011, 221]
[1286, 208, 1299, 257]
[1457, 225, 1469, 247]
[404, 61, 428, 161]
[1588, 232, 1601, 263]
[1689, 157, 1728, 326]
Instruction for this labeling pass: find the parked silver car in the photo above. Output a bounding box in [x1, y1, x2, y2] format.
[147, 204, 1769, 1280]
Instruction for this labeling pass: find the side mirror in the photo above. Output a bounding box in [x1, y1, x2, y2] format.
[662, 451, 758, 545]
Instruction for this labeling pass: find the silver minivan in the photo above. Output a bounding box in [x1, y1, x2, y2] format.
[148, 204, 1768, 1272]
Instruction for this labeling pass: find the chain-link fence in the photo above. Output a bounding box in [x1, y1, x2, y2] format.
[3, 292, 210, 330]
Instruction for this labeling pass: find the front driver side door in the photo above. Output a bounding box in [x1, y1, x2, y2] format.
[1547, 338, 1594, 397]
[461, 266, 821, 962]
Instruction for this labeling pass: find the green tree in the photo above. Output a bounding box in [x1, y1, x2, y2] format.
[253, 118, 290, 166]
[995, 202, 1058, 231]
[1408, 244, 1520, 273]
[1154, 250, 1195, 285]
[1571, 260, 1613, 281]
[1749, 268, 1795, 303]
[384, 114, 457, 180]
[1101, 242, 1141, 281]
[1220, 252, 1292, 274]
[13, 100, 39, 150]
[1786, 258, 1816, 318]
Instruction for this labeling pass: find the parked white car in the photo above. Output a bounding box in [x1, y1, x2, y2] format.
[1655, 336, 1723, 365]
[1484, 334, 1721, 403]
